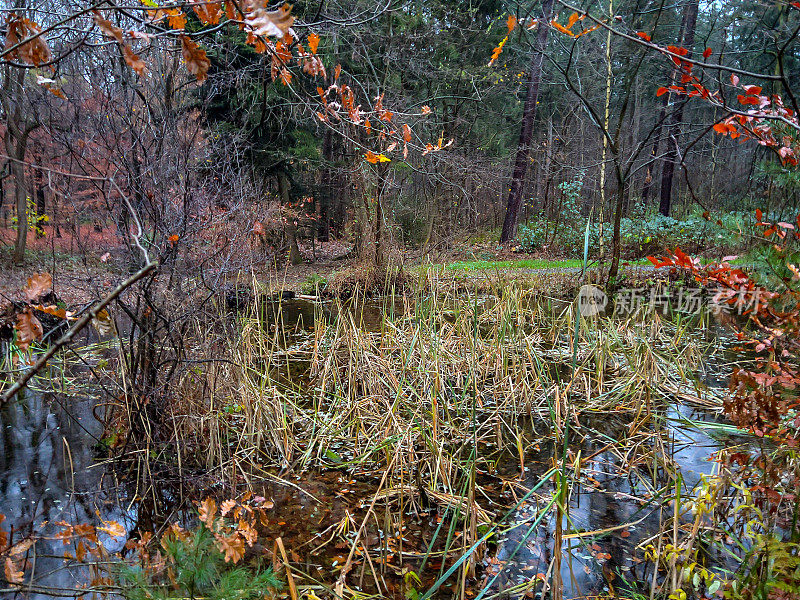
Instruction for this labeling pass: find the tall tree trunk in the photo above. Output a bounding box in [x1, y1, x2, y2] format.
[35, 174, 45, 238]
[608, 166, 626, 282]
[541, 118, 554, 216]
[499, 0, 554, 243]
[641, 3, 693, 207]
[10, 150, 27, 264]
[278, 172, 302, 265]
[659, 0, 699, 216]
[598, 0, 614, 259]
[318, 128, 333, 242]
[641, 99, 667, 206]
[2, 63, 36, 266]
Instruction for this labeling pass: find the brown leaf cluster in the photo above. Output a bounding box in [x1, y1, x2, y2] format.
[242, 2, 294, 38]
[3, 15, 52, 66]
[93, 12, 147, 76]
[195, 494, 274, 563]
[23, 272, 52, 302]
[14, 308, 43, 353]
[181, 35, 210, 82]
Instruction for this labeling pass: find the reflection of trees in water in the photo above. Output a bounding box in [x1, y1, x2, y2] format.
[0, 388, 126, 599]
[488, 408, 722, 599]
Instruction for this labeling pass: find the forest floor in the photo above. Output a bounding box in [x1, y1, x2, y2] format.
[0, 231, 666, 305]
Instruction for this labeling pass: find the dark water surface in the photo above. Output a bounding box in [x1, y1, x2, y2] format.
[1, 353, 132, 599]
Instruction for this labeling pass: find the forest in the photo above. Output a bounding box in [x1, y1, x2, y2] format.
[1, 0, 799, 598]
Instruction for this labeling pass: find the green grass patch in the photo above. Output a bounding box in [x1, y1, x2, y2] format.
[441, 258, 652, 271]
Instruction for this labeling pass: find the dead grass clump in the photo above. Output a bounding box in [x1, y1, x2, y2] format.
[327, 262, 407, 298]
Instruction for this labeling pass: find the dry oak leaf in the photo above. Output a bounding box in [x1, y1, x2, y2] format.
[97, 519, 125, 539]
[93, 12, 147, 76]
[15, 308, 43, 353]
[199, 498, 217, 528]
[191, 0, 222, 25]
[220, 499, 237, 516]
[242, 1, 294, 38]
[181, 35, 210, 82]
[307, 31, 320, 53]
[3, 16, 52, 66]
[23, 272, 52, 302]
[237, 519, 258, 546]
[4, 557, 23, 585]
[32, 304, 66, 319]
[92, 309, 115, 337]
[7, 538, 34, 556]
[215, 532, 245, 563]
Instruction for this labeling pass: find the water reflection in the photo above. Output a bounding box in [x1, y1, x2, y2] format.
[488, 404, 728, 598]
[0, 384, 129, 599]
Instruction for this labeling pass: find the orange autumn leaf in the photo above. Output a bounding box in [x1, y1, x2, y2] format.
[168, 234, 180, 244]
[307, 32, 320, 54]
[224, 0, 241, 20]
[33, 304, 67, 319]
[4, 16, 51, 66]
[15, 308, 43, 353]
[551, 20, 575, 36]
[199, 498, 217, 528]
[364, 150, 390, 164]
[488, 35, 508, 66]
[97, 520, 125, 538]
[167, 8, 187, 29]
[181, 35, 210, 82]
[192, 0, 222, 25]
[4, 558, 23, 584]
[24, 272, 52, 302]
[573, 23, 601, 38]
[566, 12, 581, 28]
[506, 14, 518, 32]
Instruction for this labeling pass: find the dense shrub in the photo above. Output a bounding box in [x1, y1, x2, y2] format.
[517, 208, 756, 258]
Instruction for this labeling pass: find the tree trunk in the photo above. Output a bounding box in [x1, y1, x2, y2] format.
[2, 63, 36, 266]
[10, 153, 27, 265]
[608, 166, 626, 282]
[318, 128, 333, 242]
[278, 172, 302, 265]
[35, 179, 45, 238]
[658, 0, 699, 216]
[499, 0, 554, 243]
